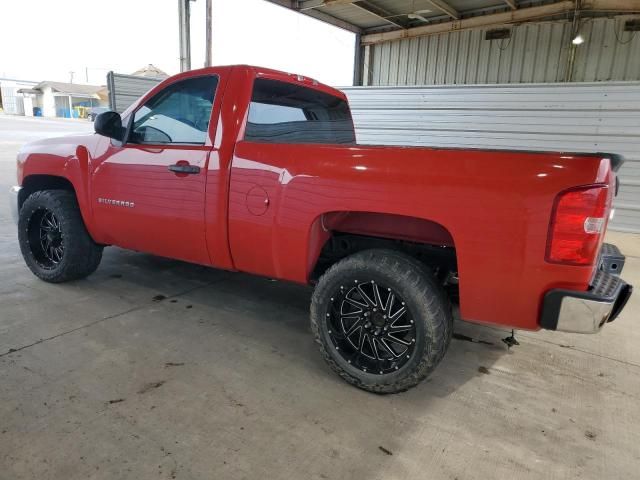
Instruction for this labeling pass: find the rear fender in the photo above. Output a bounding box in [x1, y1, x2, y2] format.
[306, 211, 455, 279]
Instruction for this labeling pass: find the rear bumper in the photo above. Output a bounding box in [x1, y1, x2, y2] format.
[9, 186, 21, 224]
[540, 245, 633, 334]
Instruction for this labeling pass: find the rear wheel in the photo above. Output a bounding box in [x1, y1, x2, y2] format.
[311, 249, 452, 394]
[18, 190, 103, 283]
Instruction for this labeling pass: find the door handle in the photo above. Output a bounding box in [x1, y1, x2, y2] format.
[168, 164, 200, 174]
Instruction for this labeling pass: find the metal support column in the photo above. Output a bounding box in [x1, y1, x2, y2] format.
[179, 0, 192, 72]
[205, 0, 212, 67]
[362, 44, 372, 86]
[564, 0, 581, 82]
[353, 33, 363, 86]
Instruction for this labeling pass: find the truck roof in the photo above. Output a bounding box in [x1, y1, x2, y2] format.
[167, 64, 348, 101]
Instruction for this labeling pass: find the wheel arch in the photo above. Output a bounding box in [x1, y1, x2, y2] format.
[19, 174, 76, 209]
[19, 173, 96, 240]
[305, 211, 458, 283]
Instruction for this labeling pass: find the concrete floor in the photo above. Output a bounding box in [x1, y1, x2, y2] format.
[1, 114, 639, 480]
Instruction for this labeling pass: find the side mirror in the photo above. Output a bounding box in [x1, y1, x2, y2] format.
[94, 111, 124, 141]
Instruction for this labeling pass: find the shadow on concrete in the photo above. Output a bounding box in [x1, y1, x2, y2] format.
[2, 246, 522, 479]
[91, 247, 512, 402]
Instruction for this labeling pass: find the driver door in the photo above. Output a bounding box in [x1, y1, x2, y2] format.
[91, 75, 219, 265]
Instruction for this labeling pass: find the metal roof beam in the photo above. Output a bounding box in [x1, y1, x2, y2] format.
[299, 0, 410, 29]
[589, 0, 640, 11]
[264, 0, 363, 32]
[351, 1, 411, 28]
[298, 0, 357, 9]
[302, 8, 364, 32]
[268, 0, 640, 37]
[362, 0, 640, 44]
[426, 0, 460, 20]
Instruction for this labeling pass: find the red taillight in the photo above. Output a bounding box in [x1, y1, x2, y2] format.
[546, 185, 609, 266]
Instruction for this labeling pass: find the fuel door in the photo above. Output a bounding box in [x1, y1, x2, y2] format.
[245, 184, 270, 216]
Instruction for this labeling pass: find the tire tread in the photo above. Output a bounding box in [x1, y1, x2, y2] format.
[18, 190, 102, 283]
[310, 249, 452, 394]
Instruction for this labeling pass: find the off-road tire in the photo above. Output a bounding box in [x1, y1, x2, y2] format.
[310, 249, 452, 394]
[18, 190, 103, 283]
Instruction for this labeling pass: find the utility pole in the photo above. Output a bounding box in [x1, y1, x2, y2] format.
[205, 0, 212, 67]
[69, 71, 74, 84]
[178, 0, 192, 72]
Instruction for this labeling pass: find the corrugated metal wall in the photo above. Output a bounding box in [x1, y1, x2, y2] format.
[365, 16, 640, 86]
[0, 80, 34, 115]
[107, 72, 163, 113]
[342, 82, 640, 233]
[1, 89, 25, 115]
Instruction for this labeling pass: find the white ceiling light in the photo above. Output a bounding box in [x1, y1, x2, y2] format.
[407, 9, 431, 23]
[572, 34, 585, 45]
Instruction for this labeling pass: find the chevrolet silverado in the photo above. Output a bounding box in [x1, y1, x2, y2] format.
[10, 65, 633, 393]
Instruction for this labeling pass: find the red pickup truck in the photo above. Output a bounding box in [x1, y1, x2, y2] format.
[11, 65, 632, 393]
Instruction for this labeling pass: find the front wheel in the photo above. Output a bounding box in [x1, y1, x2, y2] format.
[310, 249, 452, 394]
[18, 190, 103, 283]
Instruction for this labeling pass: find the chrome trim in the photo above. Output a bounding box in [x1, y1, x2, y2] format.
[541, 267, 631, 334]
[9, 186, 22, 225]
[555, 296, 614, 334]
[98, 197, 135, 208]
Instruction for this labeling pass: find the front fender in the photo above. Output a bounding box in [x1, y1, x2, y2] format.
[18, 135, 98, 235]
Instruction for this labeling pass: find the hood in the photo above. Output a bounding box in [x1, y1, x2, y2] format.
[21, 132, 97, 149]
[17, 133, 103, 185]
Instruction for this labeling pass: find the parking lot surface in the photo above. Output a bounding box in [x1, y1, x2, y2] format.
[1, 114, 639, 480]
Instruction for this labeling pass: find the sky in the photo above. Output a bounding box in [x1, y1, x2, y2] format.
[0, 0, 356, 86]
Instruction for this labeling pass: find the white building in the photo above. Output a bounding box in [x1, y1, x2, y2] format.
[24, 81, 107, 118]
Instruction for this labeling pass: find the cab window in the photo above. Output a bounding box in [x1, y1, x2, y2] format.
[130, 75, 218, 145]
[245, 78, 356, 145]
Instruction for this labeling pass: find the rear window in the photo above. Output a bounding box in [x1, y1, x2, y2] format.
[245, 78, 356, 145]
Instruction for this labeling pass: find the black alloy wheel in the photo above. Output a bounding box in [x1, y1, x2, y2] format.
[18, 190, 103, 283]
[327, 279, 417, 375]
[311, 249, 452, 394]
[28, 208, 65, 269]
